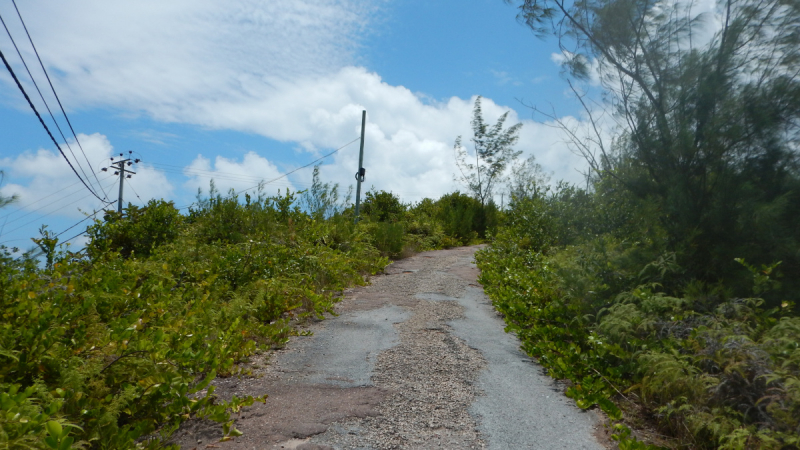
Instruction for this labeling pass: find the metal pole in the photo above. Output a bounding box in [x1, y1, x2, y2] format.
[354, 110, 366, 223]
[117, 161, 125, 213]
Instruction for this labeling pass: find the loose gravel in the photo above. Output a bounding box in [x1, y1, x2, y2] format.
[170, 246, 608, 450]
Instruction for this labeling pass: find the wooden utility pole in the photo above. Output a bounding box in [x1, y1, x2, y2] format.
[102, 151, 139, 213]
[354, 110, 366, 223]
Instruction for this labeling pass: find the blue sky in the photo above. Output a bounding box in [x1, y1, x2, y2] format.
[0, 0, 593, 251]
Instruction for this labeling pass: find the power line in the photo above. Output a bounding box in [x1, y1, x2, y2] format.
[0, 13, 100, 201]
[151, 162, 293, 183]
[155, 168, 310, 190]
[175, 137, 361, 210]
[1, 183, 117, 247]
[58, 200, 119, 246]
[4, 177, 114, 242]
[155, 166, 276, 184]
[0, 46, 104, 202]
[53, 206, 110, 239]
[149, 162, 324, 188]
[10, 0, 107, 200]
[60, 229, 90, 246]
[0, 180, 98, 227]
[0, 177, 86, 221]
[126, 178, 144, 205]
[0, 177, 116, 238]
[240, 137, 361, 195]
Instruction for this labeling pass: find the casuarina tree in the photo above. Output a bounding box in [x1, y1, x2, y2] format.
[509, 0, 800, 298]
[454, 96, 523, 206]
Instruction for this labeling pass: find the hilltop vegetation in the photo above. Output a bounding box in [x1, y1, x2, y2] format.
[477, 178, 799, 449]
[2, 0, 799, 445]
[474, 0, 800, 448]
[0, 179, 494, 450]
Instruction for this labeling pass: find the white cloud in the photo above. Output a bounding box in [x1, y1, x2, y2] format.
[243, 70, 591, 202]
[183, 152, 296, 198]
[1, 0, 590, 209]
[0, 0, 377, 114]
[0, 133, 173, 220]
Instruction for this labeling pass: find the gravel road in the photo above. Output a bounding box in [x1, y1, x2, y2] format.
[170, 246, 610, 450]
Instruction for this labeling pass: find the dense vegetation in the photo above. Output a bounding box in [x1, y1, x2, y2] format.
[0, 178, 494, 450]
[473, 0, 799, 447]
[3, 0, 798, 446]
[477, 177, 799, 449]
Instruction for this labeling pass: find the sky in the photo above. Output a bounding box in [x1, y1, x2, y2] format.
[0, 0, 595, 251]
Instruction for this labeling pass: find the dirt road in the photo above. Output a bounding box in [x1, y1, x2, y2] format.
[171, 246, 609, 449]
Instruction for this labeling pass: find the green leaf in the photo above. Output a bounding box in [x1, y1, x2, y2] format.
[59, 436, 74, 450]
[597, 398, 622, 420]
[45, 420, 63, 438]
[44, 436, 59, 450]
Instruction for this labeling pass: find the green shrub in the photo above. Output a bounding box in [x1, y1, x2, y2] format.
[0, 179, 517, 449]
[361, 190, 405, 223]
[365, 221, 405, 258]
[436, 192, 480, 244]
[477, 189, 800, 449]
[86, 199, 183, 258]
[0, 188, 387, 449]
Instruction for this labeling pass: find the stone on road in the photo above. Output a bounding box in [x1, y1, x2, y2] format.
[171, 246, 608, 450]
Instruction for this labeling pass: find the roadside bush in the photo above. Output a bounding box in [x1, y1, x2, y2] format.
[361, 190, 405, 223]
[365, 221, 405, 258]
[86, 199, 183, 258]
[0, 189, 386, 450]
[435, 192, 482, 244]
[477, 180, 800, 449]
[1, 175, 506, 449]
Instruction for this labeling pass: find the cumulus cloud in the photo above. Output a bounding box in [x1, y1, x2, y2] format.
[183, 152, 297, 198]
[1, 0, 590, 209]
[0, 133, 173, 221]
[250, 73, 591, 202]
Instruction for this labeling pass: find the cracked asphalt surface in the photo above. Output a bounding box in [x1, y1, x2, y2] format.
[171, 246, 609, 450]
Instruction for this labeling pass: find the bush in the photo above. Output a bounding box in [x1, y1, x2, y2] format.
[435, 192, 485, 244]
[361, 190, 405, 223]
[0, 189, 387, 449]
[86, 199, 183, 258]
[477, 180, 800, 449]
[366, 222, 405, 258]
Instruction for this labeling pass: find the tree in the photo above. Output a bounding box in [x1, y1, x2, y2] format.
[511, 0, 800, 293]
[508, 155, 551, 200]
[361, 189, 405, 223]
[299, 165, 351, 220]
[454, 96, 523, 206]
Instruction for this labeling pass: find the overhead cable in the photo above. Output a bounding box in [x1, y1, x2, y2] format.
[239, 137, 361, 195]
[0, 182, 94, 227]
[0, 177, 85, 220]
[126, 178, 144, 205]
[0, 46, 105, 202]
[175, 136, 361, 211]
[53, 206, 110, 239]
[0, 176, 117, 237]
[10, 0, 107, 199]
[154, 166, 308, 187]
[0, 13, 101, 200]
[0, 172, 115, 227]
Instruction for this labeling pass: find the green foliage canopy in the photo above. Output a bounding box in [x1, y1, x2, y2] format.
[454, 96, 523, 206]
[510, 0, 800, 299]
